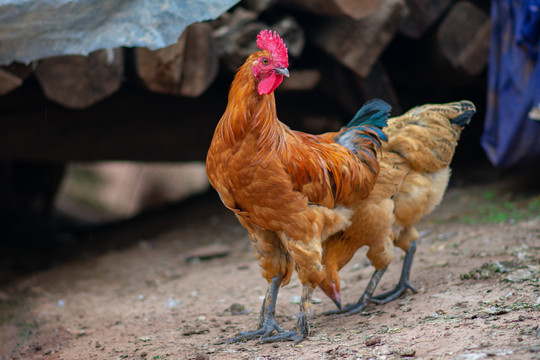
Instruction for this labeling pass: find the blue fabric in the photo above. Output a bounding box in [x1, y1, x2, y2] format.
[481, 0, 540, 167]
[0, 0, 239, 65]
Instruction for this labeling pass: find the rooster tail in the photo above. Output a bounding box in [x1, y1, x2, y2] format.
[335, 99, 391, 174]
[346, 99, 392, 129]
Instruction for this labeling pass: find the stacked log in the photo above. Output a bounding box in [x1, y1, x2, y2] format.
[0, 63, 32, 96]
[34, 49, 124, 109]
[0, 0, 490, 146]
[0, 0, 492, 230]
[437, 1, 491, 75]
[135, 23, 219, 98]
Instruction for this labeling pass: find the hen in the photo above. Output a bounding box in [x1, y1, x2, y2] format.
[206, 30, 390, 343]
[318, 101, 476, 314]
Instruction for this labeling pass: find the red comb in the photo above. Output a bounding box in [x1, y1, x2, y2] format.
[256, 29, 289, 67]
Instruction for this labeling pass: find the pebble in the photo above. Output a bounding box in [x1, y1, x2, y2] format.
[365, 336, 382, 346]
[503, 269, 533, 283]
[185, 244, 231, 262]
[167, 297, 181, 308]
[399, 348, 416, 357]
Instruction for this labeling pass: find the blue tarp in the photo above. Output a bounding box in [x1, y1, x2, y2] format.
[0, 0, 239, 65]
[481, 0, 540, 167]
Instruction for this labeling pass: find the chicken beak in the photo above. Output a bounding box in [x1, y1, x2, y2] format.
[321, 281, 342, 309]
[274, 66, 290, 77]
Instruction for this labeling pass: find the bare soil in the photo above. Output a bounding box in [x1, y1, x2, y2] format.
[1, 184, 539, 360]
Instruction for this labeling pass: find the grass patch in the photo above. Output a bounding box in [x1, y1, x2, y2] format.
[459, 191, 540, 225]
[460, 261, 510, 280]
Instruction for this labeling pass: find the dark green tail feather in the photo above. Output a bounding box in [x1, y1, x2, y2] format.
[346, 99, 392, 129]
[335, 99, 391, 162]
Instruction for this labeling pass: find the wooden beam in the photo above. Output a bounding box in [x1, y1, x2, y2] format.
[399, 0, 452, 39]
[135, 23, 219, 97]
[309, 0, 405, 77]
[35, 49, 124, 109]
[437, 1, 491, 75]
[284, 0, 381, 20]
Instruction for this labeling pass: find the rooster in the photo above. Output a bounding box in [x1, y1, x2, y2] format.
[318, 101, 476, 314]
[206, 30, 390, 344]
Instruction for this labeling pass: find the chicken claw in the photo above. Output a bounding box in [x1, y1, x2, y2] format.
[229, 274, 284, 343]
[325, 267, 387, 316]
[372, 240, 417, 304]
[260, 284, 313, 345]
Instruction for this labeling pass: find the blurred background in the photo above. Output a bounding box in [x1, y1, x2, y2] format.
[0, 0, 538, 282]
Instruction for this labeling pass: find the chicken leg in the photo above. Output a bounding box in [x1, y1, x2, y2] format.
[372, 239, 417, 304]
[325, 267, 387, 315]
[261, 283, 314, 344]
[229, 274, 284, 343]
[325, 239, 417, 315]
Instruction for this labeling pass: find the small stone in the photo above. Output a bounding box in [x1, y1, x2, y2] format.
[366, 336, 382, 346]
[503, 269, 533, 283]
[399, 348, 416, 357]
[226, 303, 247, 315]
[167, 297, 181, 308]
[185, 244, 231, 262]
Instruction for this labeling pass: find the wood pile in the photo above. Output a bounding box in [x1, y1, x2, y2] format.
[0, 0, 492, 236]
[0, 0, 490, 110]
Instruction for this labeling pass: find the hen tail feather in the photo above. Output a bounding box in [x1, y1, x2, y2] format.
[451, 101, 476, 127]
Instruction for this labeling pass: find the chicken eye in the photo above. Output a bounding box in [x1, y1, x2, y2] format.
[261, 57, 269, 65]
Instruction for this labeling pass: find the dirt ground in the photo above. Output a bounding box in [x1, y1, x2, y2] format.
[1, 181, 539, 360]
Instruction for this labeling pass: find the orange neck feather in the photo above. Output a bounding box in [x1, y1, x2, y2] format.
[216, 52, 286, 152]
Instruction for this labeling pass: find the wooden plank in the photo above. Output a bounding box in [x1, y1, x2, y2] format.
[437, 1, 490, 75]
[309, 0, 405, 77]
[241, 0, 275, 13]
[135, 34, 187, 95]
[0, 79, 352, 162]
[0, 62, 32, 95]
[212, 7, 263, 72]
[284, 0, 381, 20]
[399, 0, 452, 39]
[213, 8, 304, 72]
[179, 23, 219, 97]
[0, 88, 217, 162]
[135, 23, 219, 97]
[0, 68, 23, 96]
[35, 49, 124, 109]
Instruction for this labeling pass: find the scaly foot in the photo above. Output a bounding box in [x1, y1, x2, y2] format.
[324, 267, 386, 316]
